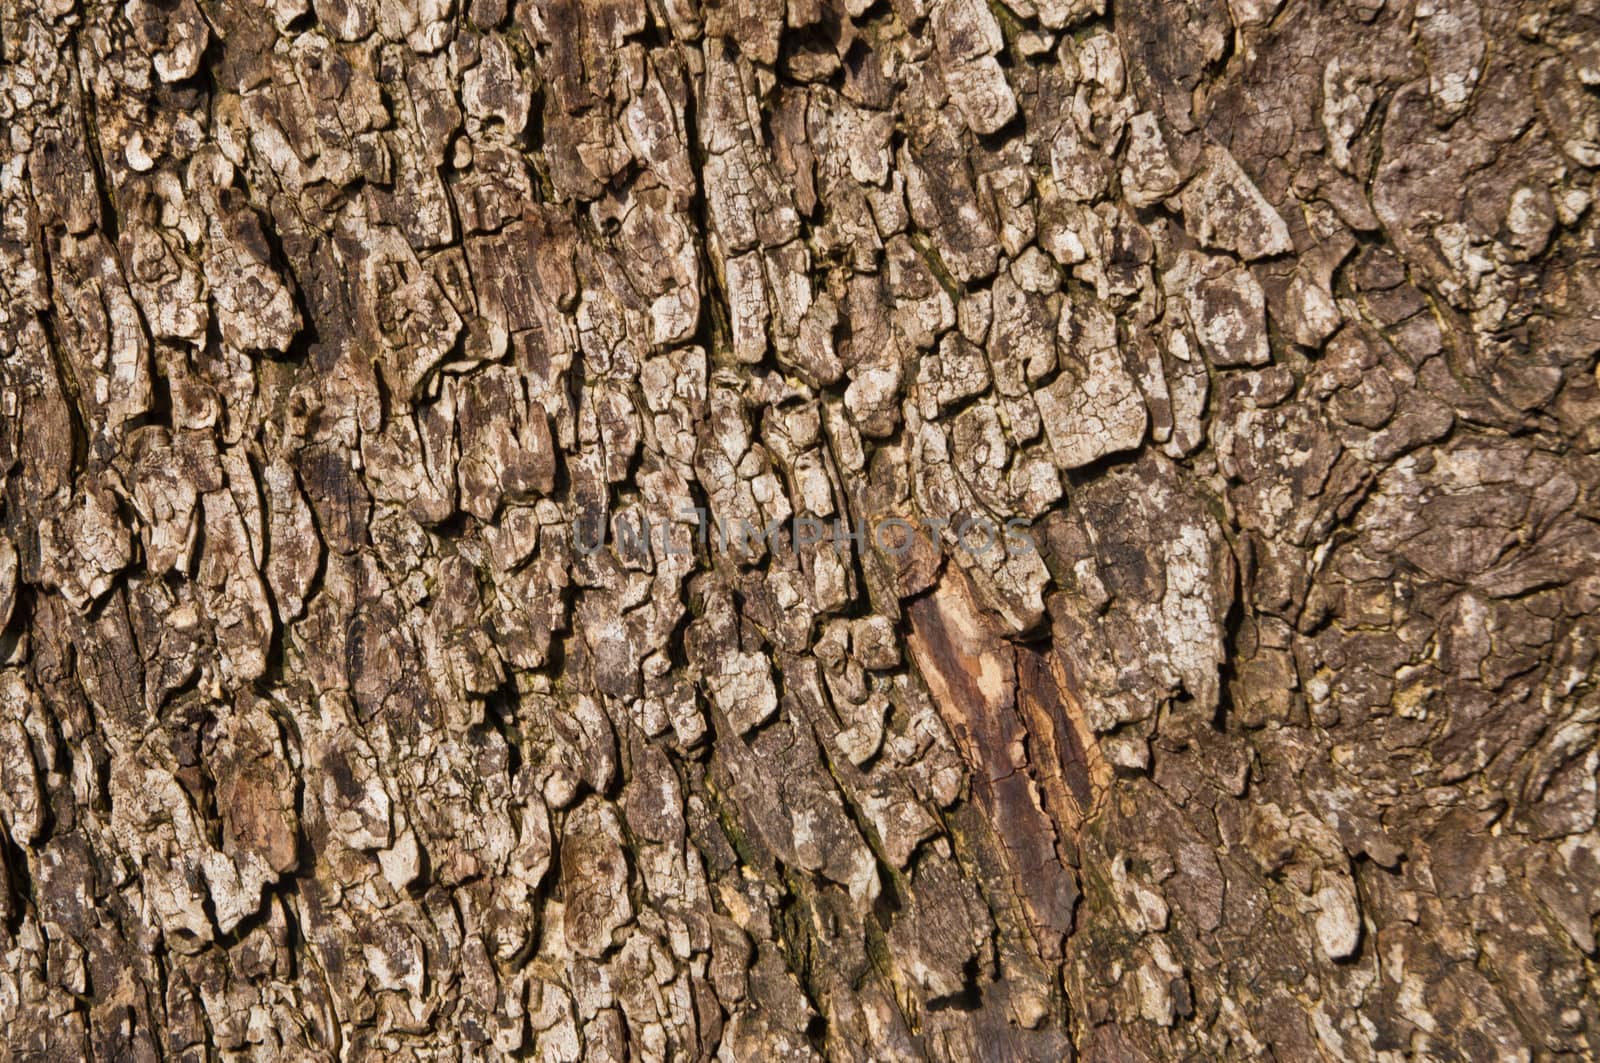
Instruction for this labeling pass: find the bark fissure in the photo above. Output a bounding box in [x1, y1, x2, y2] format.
[2, 0, 1598, 1057]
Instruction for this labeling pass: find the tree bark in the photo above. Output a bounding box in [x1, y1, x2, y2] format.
[2, 0, 1598, 1058]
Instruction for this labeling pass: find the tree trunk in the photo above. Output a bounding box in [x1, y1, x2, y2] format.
[2, 0, 1598, 1057]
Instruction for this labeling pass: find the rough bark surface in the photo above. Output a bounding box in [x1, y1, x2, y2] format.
[2, 0, 1599, 1057]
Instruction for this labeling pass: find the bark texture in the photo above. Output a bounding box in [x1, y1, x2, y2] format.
[2, 0, 1599, 1057]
